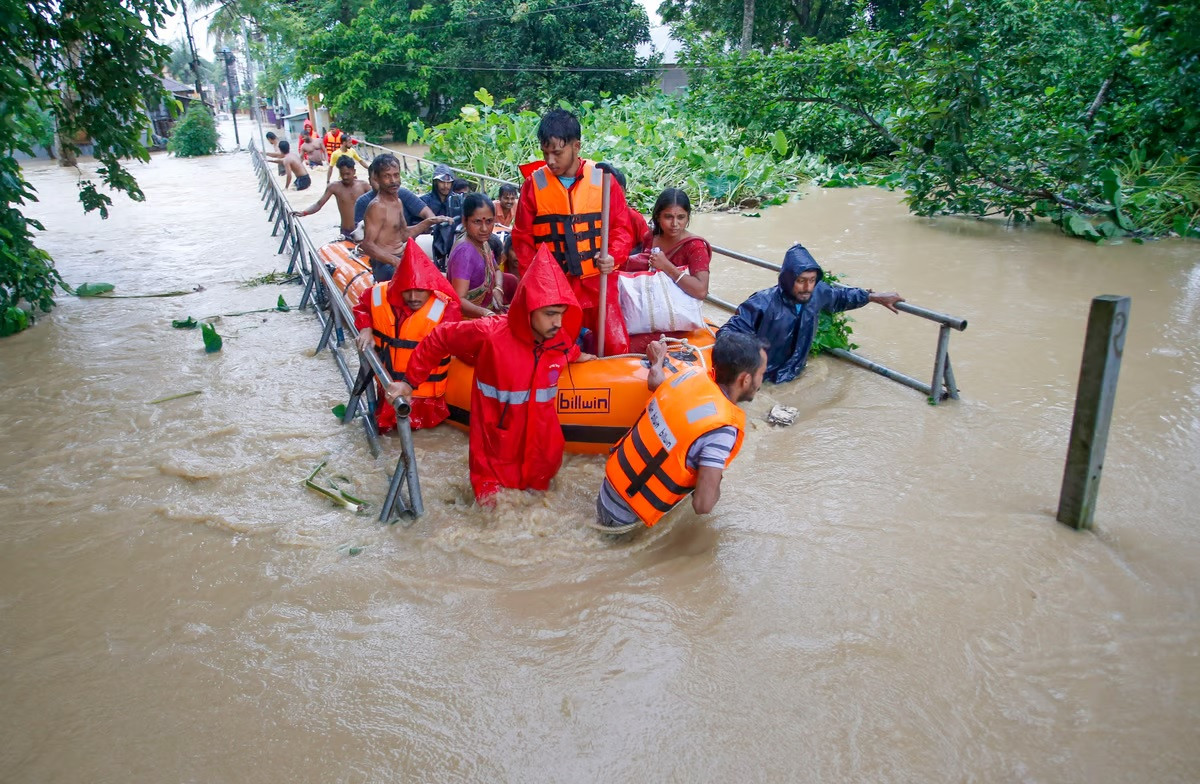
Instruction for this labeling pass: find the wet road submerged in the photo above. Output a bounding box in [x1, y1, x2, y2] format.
[1, 136, 1198, 782]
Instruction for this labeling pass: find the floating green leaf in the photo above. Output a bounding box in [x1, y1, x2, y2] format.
[276, 295, 290, 312]
[74, 282, 115, 297]
[201, 322, 223, 353]
[332, 403, 347, 419]
[172, 316, 198, 329]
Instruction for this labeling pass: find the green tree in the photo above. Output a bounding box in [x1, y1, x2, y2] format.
[2, 0, 174, 336]
[660, 0, 919, 50]
[684, 0, 1200, 238]
[299, 0, 655, 136]
[168, 102, 220, 156]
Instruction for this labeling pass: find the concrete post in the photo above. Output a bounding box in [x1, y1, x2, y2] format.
[1056, 295, 1130, 530]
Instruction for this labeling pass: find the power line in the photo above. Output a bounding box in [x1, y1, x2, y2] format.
[378, 0, 632, 33]
[358, 59, 826, 74]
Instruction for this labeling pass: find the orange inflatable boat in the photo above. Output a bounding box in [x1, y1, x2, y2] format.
[319, 242, 716, 454]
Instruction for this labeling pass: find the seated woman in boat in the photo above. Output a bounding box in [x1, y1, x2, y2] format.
[446, 193, 520, 318]
[623, 188, 712, 353]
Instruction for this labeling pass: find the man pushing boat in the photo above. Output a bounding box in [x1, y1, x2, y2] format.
[512, 109, 633, 355]
[390, 246, 596, 504]
[353, 239, 462, 432]
[592, 331, 767, 534]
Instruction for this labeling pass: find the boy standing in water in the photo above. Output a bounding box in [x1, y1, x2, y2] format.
[264, 140, 311, 191]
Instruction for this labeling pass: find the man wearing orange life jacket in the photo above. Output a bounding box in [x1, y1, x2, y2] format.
[390, 245, 596, 503]
[323, 127, 344, 158]
[353, 238, 462, 432]
[593, 331, 767, 534]
[512, 109, 632, 355]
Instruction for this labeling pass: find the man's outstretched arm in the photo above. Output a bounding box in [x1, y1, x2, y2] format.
[292, 185, 334, 217]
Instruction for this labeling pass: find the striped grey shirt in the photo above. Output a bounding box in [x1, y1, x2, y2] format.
[596, 426, 740, 527]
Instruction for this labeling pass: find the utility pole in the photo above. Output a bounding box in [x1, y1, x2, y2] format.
[241, 20, 267, 148]
[181, 1, 205, 103]
[220, 47, 240, 147]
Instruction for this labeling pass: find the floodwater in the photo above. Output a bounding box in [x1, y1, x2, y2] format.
[2, 124, 1198, 782]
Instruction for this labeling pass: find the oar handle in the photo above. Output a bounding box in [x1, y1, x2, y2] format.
[597, 172, 612, 358]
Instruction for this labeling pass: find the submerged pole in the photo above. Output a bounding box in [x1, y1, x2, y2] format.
[1056, 295, 1130, 530]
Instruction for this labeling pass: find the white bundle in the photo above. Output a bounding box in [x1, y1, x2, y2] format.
[617, 271, 705, 334]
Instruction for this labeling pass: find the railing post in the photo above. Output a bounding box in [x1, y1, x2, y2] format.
[929, 323, 951, 404]
[1056, 295, 1130, 530]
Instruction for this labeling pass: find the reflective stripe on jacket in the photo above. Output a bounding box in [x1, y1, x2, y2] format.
[369, 284, 451, 398]
[530, 161, 605, 278]
[604, 368, 745, 527]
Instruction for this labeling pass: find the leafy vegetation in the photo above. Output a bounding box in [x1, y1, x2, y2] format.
[297, 0, 655, 137]
[681, 0, 1200, 240]
[168, 104, 220, 157]
[2, 0, 172, 337]
[411, 90, 821, 212]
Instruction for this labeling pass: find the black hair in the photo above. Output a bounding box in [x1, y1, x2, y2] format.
[451, 178, 473, 193]
[712, 331, 767, 385]
[265, 131, 277, 140]
[462, 191, 495, 219]
[651, 188, 692, 236]
[497, 183, 519, 198]
[537, 109, 581, 146]
[277, 139, 290, 153]
[336, 156, 356, 170]
[595, 162, 626, 190]
[368, 153, 400, 179]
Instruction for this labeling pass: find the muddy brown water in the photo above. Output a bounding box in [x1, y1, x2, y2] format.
[2, 130, 1198, 782]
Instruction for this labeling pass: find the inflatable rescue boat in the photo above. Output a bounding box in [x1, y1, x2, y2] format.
[319, 241, 716, 454]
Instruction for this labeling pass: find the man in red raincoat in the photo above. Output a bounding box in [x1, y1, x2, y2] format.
[512, 109, 632, 355]
[353, 239, 462, 432]
[392, 246, 595, 502]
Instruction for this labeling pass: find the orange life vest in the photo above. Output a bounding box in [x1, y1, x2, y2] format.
[324, 130, 343, 156]
[369, 285, 451, 398]
[530, 160, 605, 278]
[604, 368, 746, 527]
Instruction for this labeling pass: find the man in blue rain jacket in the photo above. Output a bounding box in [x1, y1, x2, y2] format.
[718, 243, 904, 384]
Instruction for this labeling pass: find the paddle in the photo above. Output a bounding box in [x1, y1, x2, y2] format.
[597, 171, 612, 358]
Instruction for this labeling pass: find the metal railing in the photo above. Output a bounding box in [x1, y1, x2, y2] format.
[354, 140, 515, 192]
[250, 142, 424, 521]
[706, 244, 966, 403]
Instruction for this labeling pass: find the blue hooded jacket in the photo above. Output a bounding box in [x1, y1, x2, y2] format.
[718, 244, 869, 384]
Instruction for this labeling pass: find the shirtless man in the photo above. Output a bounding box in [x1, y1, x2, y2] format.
[291, 157, 371, 241]
[300, 135, 327, 169]
[360, 153, 452, 281]
[264, 140, 311, 191]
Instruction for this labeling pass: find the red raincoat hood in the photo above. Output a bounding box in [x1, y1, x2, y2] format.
[386, 239, 462, 320]
[507, 245, 581, 346]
